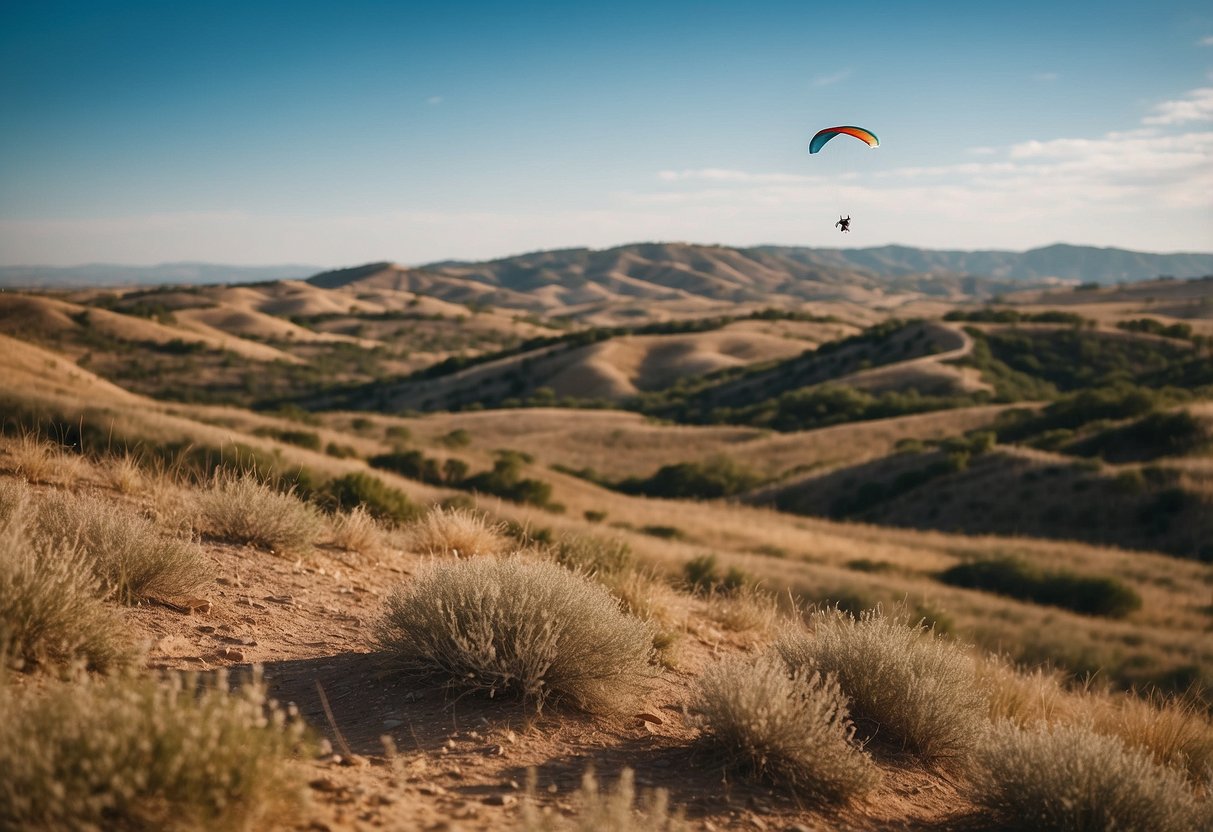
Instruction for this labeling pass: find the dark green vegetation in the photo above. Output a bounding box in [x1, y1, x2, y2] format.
[370, 447, 560, 511]
[939, 558, 1142, 618]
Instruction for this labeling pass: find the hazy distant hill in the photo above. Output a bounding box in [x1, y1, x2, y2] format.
[5, 243, 1210, 293]
[301, 243, 1213, 320]
[428, 242, 1213, 288]
[0, 262, 320, 288]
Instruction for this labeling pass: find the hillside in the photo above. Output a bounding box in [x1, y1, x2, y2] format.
[2, 272, 1212, 831]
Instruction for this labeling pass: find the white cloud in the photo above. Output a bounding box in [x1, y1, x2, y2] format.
[1033, 71, 1059, 82]
[426, 95, 443, 105]
[629, 99, 1213, 251]
[812, 69, 852, 87]
[1199, 35, 1213, 46]
[1143, 87, 1213, 125]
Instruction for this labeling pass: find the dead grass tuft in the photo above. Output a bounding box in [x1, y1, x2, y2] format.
[408, 506, 509, 557]
[330, 505, 387, 556]
[36, 489, 209, 603]
[197, 470, 323, 555]
[777, 608, 985, 762]
[101, 452, 145, 494]
[969, 721, 1205, 832]
[704, 586, 782, 638]
[975, 655, 1076, 728]
[377, 556, 656, 713]
[693, 653, 880, 801]
[547, 532, 634, 575]
[1087, 690, 1213, 784]
[0, 494, 133, 671]
[5, 434, 57, 483]
[0, 667, 311, 831]
[520, 766, 689, 832]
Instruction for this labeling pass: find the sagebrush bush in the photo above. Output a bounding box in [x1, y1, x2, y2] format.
[377, 557, 656, 713]
[0, 668, 311, 831]
[0, 497, 133, 671]
[520, 767, 689, 832]
[36, 490, 209, 603]
[968, 721, 1205, 832]
[777, 609, 985, 761]
[197, 470, 323, 555]
[407, 506, 508, 557]
[693, 654, 880, 801]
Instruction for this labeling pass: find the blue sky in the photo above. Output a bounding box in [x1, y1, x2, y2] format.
[1, 1, 1211, 266]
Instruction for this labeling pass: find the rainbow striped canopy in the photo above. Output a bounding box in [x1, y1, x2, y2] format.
[808, 126, 880, 154]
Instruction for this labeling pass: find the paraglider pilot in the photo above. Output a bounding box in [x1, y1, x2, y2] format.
[835, 215, 851, 233]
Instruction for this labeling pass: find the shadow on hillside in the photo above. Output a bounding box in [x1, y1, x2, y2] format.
[252, 651, 593, 757]
[244, 652, 980, 830]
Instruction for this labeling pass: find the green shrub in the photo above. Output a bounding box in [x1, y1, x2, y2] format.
[321, 472, 420, 523]
[939, 558, 1141, 618]
[619, 455, 762, 500]
[376, 557, 656, 713]
[968, 722, 1205, 832]
[462, 453, 557, 509]
[324, 442, 360, 459]
[441, 428, 471, 448]
[0, 668, 310, 830]
[369, 450, 444, 484]
[777, 609, 984, 761]
[693, 654, 880, 800]
[252, 426, 322, 451]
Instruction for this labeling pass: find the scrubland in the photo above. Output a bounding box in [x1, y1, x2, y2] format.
[1, 274, 1212, 830]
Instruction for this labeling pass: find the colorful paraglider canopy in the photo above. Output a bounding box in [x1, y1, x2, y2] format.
[808, 126, 880, 154]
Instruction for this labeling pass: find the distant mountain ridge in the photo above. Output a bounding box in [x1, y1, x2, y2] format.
[0, 262, 320, 288]
[4, 243, 1210, 292]
[300, 243, 1213, 320]
[427, 242, 1213, 286]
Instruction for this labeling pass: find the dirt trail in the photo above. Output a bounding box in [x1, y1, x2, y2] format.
[128, 537, 971, 832]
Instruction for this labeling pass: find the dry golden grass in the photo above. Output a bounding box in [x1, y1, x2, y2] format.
[777, 609, 986, 762]
[520, 767, 689, 832]
[1086, 690, 1213, 783]
[4, 433, 88, 485]
[197, 470, 323, 555]
[974, 655, 1077, 727]
[330, 505, 387, 556]
[0, 667, 311, 831]
[0, 490, 133, 671]
[376, 556, 657, 713]
[35, 488, 209, 603]
[693, 653, 880, 801]
[968, 721, 1206, 832]
[390, 404, 1009, 482]
[703, 586, 782, 639]
[407, 506, 509, 557]
[101, 451, 145, 494]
